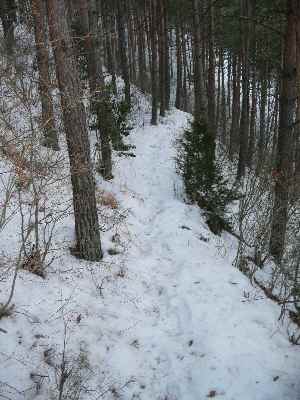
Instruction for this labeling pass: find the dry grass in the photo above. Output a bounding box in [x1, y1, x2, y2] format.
[96, 189, 118, 209]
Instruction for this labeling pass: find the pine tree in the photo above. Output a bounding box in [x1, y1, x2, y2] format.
[180, 120, 237, 235]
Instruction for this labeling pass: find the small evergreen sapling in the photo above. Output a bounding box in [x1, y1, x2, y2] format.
[180, 120, 237, 235]
[91, 82, 133, 152]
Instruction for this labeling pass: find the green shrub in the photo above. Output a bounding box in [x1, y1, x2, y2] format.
[92, 82, 133, 151]
[179, 120, 238, 235]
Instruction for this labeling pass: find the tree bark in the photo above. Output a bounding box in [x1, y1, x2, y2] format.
[116, 0, 131, 108]
[32, 0, 59, 150]
[192, 0, 206, 122]
[269, 0, 298, 262]
[46, 0, 102, 261]
[150, 0, 158, 125]
[175, 21, 183, 110]
[0, 0, 16, 58]
[207, 0, 216, 136]
[136, 9, 147, 92]
[247, 72, 257, 168]
[237, 0, 251, 180]
[229, 54, 241, 159]
[158, 0, 166, 117]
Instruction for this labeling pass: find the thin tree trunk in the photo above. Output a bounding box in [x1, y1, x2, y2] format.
[32, 0, 59, 150]
[116, 0, 131, 108]
[75, 0, 98, 94]
[150, 0, 158, 125]
[175, 22, 183, 110]
[158, 0, 166, 117]
[0, 0, 16, 58]
[207, 0, 216, 136]
[192, 0, 206, 121]
[229, 54, 241, 159]
[247, 72, 257, 168]
[136, 9, 147, 93]
[89, 0, 104, 87]
[182, 26, 189, 112]
[220, 48, 227, 145]
[237, 0, 250, 180]
[163, 0, 170, 110]
[256, 69, 268, 173]
[103, 12, 117, 95]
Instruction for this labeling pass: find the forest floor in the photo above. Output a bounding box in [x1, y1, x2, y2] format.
[0, 92, 300, 400]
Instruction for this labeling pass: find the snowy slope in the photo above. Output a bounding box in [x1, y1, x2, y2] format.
[0, 97, 299, 400]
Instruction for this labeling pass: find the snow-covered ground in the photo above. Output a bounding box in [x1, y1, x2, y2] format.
[0, 95, 299, 400]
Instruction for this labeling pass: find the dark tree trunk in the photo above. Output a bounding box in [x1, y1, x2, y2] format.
[76, 0, 112, 180]
[89, 0, 104, 87]
[256, 71, 268, 173]
[103, 12, 117, 96]
[192, 0, 206, 122]
[74, 0, 98, 94]
[247, 71, 257, 168]
[293, 11, 300, 199]
[182, 27, 188, 112]
[227, 52, 232, 121]
[116, 0, 131, 108]
[128, 10, 137, 84]
[237, 0, 251, 180]
[150, 0, 158, 125]
[207, 0, 216, 136]
[175, 22, 183, 110]
[32, 0, 59, 150]
[158, 0, 166, 117]
[163, 0, 170, 110]
[269, 0, 298, 262]
[136, 9, 147, 93]
[229, 54, 241, 159]
[220, 48, 227, 145]
[0, 0, 16, 58]
[46, 0, 102, 261]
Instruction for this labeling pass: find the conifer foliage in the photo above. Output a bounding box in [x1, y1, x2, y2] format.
[179, 120, 237, 235]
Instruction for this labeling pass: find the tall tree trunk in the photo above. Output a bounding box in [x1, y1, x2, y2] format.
[175, 21, 183, 110]
[237, 0, 251, 180]
[163, 0, 170, 110]
[103, 12, 117, 95]
[207, 0, 216, 136]
[116, 0, 131, 108]
[0, 0, 16, 59]
[227, 53, 232, 121]
[74, 0, 98, 94]
[269, 0, 297, 262]
[229, 54, 241, 159]
[182, 26, 188, 112]
[216, 48, 221, 133]
[158, 0, 166, 116]
[32, 0, 59, 150]
[247, 72, 257, 168]
[136, 9, 147, 93]
[192, 0, 206, 121]
[220, 48, 227, 145]
[89, 0, 104, 87]
[271, 82, 280, 167]
[46, 0, 102, 261]
[76, 0, 112, 180]
[294, 9, 300, 199]
[256, 69, 268, 173]
[150, 0, 158, 125]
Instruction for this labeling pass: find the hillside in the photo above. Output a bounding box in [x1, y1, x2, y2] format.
[1, 94, 299, 400]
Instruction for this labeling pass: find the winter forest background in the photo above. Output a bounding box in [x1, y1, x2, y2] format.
[0, 0, 299, 399]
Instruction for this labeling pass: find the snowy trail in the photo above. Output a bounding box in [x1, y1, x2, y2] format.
[1, 106, 299, 400]
[111, 109, 300, 400]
